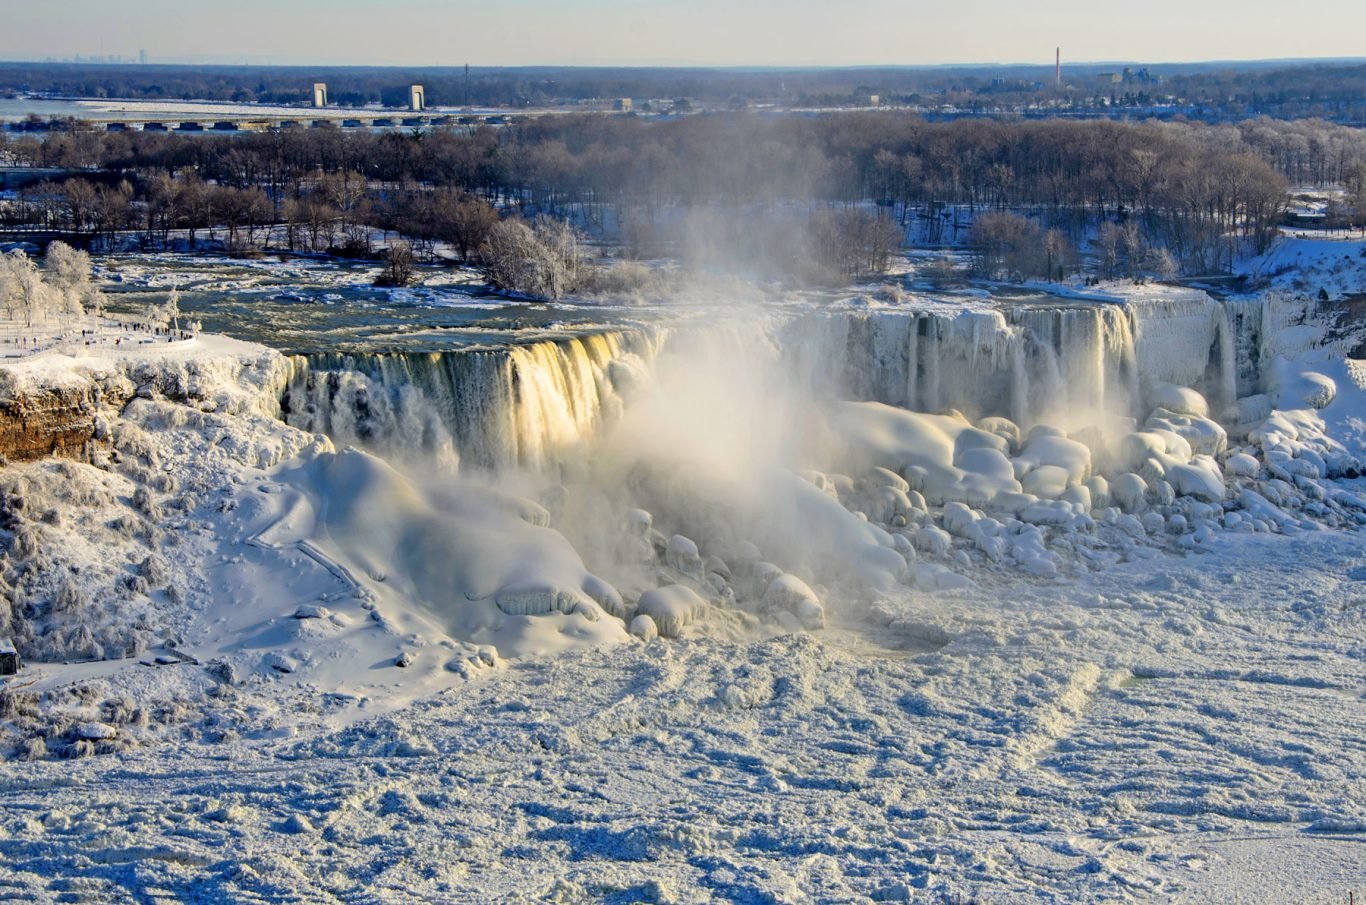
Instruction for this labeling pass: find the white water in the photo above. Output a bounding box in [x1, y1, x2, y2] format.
[282, 330, 664, 471]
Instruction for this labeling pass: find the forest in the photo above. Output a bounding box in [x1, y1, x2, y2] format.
[3, 111, 1365, 288]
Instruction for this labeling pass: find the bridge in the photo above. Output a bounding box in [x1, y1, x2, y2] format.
[2, 112, 533, 134]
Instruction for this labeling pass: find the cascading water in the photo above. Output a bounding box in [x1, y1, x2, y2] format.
[1121, 288, 1240, 415]
[278, 288, 1280, 476]
[778, 304, 1146, 430]
[282, 329, 666, 472]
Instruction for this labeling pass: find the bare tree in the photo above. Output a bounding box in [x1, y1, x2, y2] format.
[375, 242, 416, 287]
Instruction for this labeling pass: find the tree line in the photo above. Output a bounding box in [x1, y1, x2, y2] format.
[3, 112, 1364, 282]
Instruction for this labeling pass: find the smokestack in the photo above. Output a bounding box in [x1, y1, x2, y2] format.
[1056, 47, 1061, 87]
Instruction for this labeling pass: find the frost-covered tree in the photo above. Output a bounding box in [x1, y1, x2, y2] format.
[144, 287, 181, 331]
[0, 250, 54, 326]
[164, 287, 180, 333]
[44, 241, 103, 318]
[481, 218, 587, 300]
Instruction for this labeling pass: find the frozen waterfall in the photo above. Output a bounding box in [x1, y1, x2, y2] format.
[279, 289, 1285, 474]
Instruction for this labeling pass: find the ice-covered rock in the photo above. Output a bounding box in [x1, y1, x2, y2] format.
[636, 584, 707, 638]
[1224, 452, 1260, 477]
[761, 574, 824, 630]
[666, 534, 703, 576]
[910, 562, 973, 590]
[1146, 409, 1227, 457]
[1149, 479, 1176, 507]
[1060, 485, 1092, 512]
[1014, 433, 1091, 485]
[1021, 465, 1070, 499]
[1274, 368, 1336, 410]
[977, 416, 1021, 452]
[1146, 382, 1209, 418]
[1112, 473, 1149, 512]
[76, 722, 117, 741]
[624, 508, 653, 535]
[1165, 458, 1225, 503]
[912, 525, 953, 556]
[628, 614, 658, 641]
[1085, 475, 1111, 509]
[865, 466, 909, 493]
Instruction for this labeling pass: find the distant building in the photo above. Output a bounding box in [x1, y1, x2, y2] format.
[312, 83, 328, 107]
[409, 85, 426, 112]
[614, 98, 633, 112]
[139, 49, 147, 65]
[854, 93, 880, 107]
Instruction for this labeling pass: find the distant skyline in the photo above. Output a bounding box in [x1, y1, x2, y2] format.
[2, 0, 1364, 69]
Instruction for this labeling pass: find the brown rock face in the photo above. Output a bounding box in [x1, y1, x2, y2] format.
[0, 380, 131, 463]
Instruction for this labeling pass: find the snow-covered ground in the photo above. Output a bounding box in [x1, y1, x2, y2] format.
[1, 239, 1365, 902]
[0, 526, 1361, 902]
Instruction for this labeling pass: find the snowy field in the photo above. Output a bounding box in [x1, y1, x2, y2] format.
[0, 525, 1361, 902]
[0, 238, 1364, 902]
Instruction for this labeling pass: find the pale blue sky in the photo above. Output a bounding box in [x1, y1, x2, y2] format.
[3, 0, 1363, 67]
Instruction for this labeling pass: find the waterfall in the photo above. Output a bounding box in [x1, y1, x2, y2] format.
[283, 329, 665, 472]
[1121, 288, 1241, 415]
[277, 287, 1282, 476]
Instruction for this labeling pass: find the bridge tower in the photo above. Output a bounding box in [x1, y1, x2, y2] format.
[312, 83, 328, 108]
[409, 85, 425, 112]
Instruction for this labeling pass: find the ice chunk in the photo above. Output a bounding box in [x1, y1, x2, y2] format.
[637, 585, 707, 638]
[912, 525, 952, 556]
[1224, 452, 1259, 477]
[1146, 409, 1227, 457]
[1165, 458, 1225, 503]
[1146, 382, 1209, 418]
[761, 574, 824, 630]
[629, 614, 658, 641]
[666, 534, 703, 576]
[976, 416, 1021, 452]
[1021, 465, 1070, 499]
[1112, 473, 1149, 512]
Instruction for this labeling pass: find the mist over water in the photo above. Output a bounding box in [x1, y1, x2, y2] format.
[263, 281, 1294, 639]
[92, 250, 1305, 641]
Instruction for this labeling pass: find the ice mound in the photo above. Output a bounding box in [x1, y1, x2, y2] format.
[1272, 366, 1336, 411]
[274, 449, 628, 657]
[636, 584, 707, 638]
[829, 401, 1021, 507]
[1145, 381, 1210, 418]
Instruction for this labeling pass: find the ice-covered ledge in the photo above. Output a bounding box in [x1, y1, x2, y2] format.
[0, 333, 292, 463]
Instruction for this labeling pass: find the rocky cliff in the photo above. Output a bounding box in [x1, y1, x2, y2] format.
[0, 338, 292, 464]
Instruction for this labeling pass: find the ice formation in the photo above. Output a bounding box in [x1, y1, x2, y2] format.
[3, 278, 1364, 679]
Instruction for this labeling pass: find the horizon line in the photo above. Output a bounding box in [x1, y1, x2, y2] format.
[2, 55, 1366, 72]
